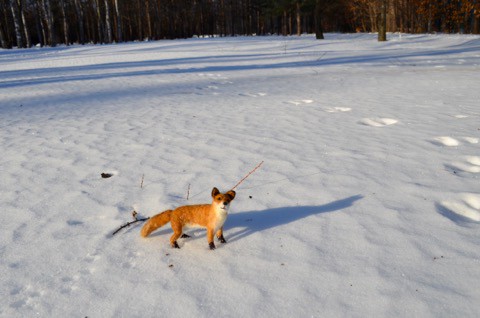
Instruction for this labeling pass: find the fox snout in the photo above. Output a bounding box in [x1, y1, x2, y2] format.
[220, 202, 229, 209]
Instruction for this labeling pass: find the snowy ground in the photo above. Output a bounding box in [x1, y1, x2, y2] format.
[1, 33, 479, 317]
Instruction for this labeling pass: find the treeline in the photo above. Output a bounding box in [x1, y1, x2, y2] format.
[1, 0, 479, 49]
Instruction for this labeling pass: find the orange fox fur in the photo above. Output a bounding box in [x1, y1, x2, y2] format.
[141, 187, 236, 250]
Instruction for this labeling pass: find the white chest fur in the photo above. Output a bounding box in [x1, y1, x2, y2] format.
[213, 206, 229, 231]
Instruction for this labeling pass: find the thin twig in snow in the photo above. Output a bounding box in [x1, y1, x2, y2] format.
[111, 210, 150, 236]
[231, 161, 264, 190]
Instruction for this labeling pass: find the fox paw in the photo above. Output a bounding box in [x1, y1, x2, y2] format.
[209, 242, 216, 250]
[218, 237, 227, 244]
[181, 234, 191, 238]
[172, 242, 180, 249]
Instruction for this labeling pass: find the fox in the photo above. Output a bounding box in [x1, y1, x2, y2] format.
[140, 187, 236, 250]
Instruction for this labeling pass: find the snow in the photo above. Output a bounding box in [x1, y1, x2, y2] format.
[1, 33, 479, 317]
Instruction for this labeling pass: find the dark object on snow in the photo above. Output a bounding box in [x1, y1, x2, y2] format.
[101, 173, 113, 178]
[112, 217, 150, 236]
[111, 210, 150, 236]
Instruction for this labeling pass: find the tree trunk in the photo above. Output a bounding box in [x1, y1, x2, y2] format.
[74, 0, 85, 44]
[473, 16, 480, 34]
[220, 0, 226, 36]
[315, 0, 324, 39]
[0, 17, 10, 48]
[94, 0, 103, 43]
[145, 0, 152, 39]
[114, 0, 122, 42]
[104, 0, 113, 43]
[19, 0, 31, 47]
[378, 0, 387, 41]
[296, 1, 301, 36]
[10, 0, 24, 48]
[136, 0, 143, 40]
[34, 0, 46, 46]
[474, 10, 480, 34]
[60, 0, 69, 45]
[288, 11, 292, 35]
[42, 0, 57, 46]
[152, 0, 161, 39]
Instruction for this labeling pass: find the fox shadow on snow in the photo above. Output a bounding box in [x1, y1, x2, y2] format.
[225, 195, 363, 242]
[145, 195, 363, 243]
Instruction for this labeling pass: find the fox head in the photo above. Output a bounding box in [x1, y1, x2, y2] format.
[211, 187, 236, 211]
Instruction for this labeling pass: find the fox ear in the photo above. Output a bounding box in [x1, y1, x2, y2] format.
[211, 187, 220, 197]
[226, 190, 236, 200]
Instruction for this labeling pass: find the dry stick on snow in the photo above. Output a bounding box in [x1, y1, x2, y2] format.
[140, 174, 145, 189]
[186, 183, 191, 201]
[231, 161, 264, 190]
[111, 210, 150, 236]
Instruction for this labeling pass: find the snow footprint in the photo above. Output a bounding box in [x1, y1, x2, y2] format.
[437, 193, 480, 223]
[197, 73, 233, 90]
[286, 99, 314, 106]
[198, 73, 222, 78]
[447, 156, 480, 173]
[239, 92, 267, 97]
[358, 118, 398, 127]
[431, 136, 478, 147]
[462, 137, 479, 144]
[9, 284, 44, 309]
[324, 107, 352, 113]
[431, 136, 460, 147]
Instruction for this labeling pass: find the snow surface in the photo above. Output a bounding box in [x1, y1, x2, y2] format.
[1, 33, 479, 317]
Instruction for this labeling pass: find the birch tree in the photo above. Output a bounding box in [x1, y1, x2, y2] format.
[104, 0, 113, 43]
[114, 0, 122, 41]
[19, 0, 31, 47]
[10, 0, 24, 47]
[60, 0, 69, 44]
[41, 0, 57, 46]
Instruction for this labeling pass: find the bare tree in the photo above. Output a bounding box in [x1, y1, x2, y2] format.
[19, 0, 31, 47]
[378, 0, 387, 41]
[93, 0, 104, 43]
[104, 0, 113, 43]
[41, 0, 57, 46]
[0, 9, 10, 48]
[114, 0, 122, 41]
[145, 0, 152, 39]
[60, 0, 69, 44]
[315, 0, 325, 39]
[74, 0, 85, 44]
[33, 0, 46, 46]
[296, 1, 302, 35]
[9, 0, 24, 47]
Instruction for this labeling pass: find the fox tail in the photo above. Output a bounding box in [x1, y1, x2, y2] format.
[140, 210, 173, 237]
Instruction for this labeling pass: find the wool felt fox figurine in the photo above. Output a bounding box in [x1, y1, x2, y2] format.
[141, 187, 236, 250]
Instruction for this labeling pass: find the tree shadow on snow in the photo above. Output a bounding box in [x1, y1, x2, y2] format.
[226, 195, 363, 242]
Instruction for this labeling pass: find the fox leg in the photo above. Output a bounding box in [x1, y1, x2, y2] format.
[207, 228, 216, 250]
[170, 222, 183, 249]
[216, 227, 226, 243]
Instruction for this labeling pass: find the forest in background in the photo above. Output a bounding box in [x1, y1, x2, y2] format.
[1, 0, 480, 49]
